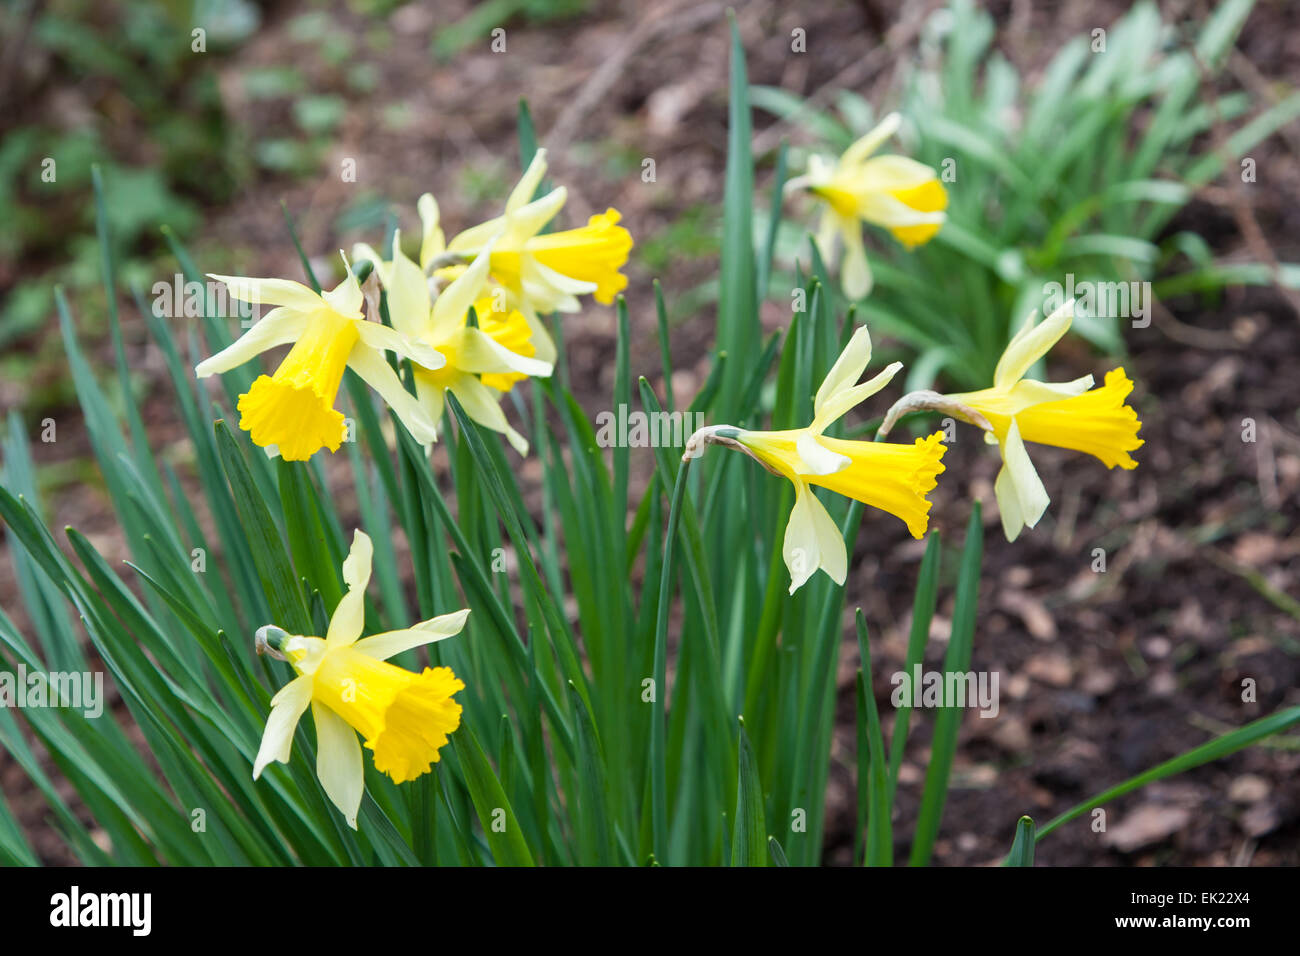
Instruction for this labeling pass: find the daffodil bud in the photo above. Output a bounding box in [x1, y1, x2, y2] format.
[255, 625, 291, 661]
[682, 424, 742, 461]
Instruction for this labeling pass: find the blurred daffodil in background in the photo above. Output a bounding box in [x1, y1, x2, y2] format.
[686, 325, 947, 593]
[195, 262, 443, 460]
[253, 531, 469, 829]
[788, 112, 947, 300]
[881, 300, 1143, 541]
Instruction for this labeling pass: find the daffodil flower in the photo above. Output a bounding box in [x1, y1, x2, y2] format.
[881, 300, 1143, 542]
[685, 325, 947, 593]
[446, 148, 633, 364]
[788, 112, 947, 300]
[252, 530, 469, 828]
[381, 230, 552, 455]
[195, 261, 443, 461]
[352, 192, 446, 280]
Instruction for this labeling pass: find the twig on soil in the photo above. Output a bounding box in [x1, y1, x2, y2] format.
[1200, 546, 1300, 630]
[750, 0, 941, 156]
[1183, 18, 1300, 320]
[1254, 414, 1280, 510]
[547, 0, 728, 153]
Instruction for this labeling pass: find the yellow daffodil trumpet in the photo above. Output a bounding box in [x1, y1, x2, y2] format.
[446, 148, 632, 364]
[194, 258, 443, 461]
[786, 112, 947, 300]
[252, 530, 469, 828]
[881, 299, 1143, 542]
[685, 325, 946, 593]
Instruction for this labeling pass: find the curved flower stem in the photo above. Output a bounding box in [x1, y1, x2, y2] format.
[423, 251, 473, 273]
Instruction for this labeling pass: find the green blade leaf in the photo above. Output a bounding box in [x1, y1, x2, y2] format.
[453, 723, 536, 867]
[1004, 815, 1036, 867]
[730, 717, 766, 867]
[910, 502, 983, 866]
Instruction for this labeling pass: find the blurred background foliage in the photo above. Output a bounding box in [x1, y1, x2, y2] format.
[0, 0, 592, 359]
[0, 0, 261, 346]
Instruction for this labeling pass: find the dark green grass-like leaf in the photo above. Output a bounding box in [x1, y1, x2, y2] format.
[730, 717, 766, 867]
[1004, 815, 1036, 867]
[454, 723, 535, 867]
[910, 502, 983, 866]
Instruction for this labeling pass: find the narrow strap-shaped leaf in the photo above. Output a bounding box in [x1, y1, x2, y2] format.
[214, 420, 312, 634]
[730, 717, 766, 867]
[1004, 815, 1036, 866]
[910, 501, 983, 866]
[453, 723, 536, 867]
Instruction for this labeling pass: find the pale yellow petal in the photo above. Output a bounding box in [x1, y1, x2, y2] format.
[312, 701, 364, 829]
[1003, 374, 1094, 412]
[812, 361, 903, 433]
[252, 675, 312, 779]
[795, 431, 851, 475]
[442, 327, 551, 377]
[320, 265, 364, 318]
[856, 154, 941, 192]
[856, 191, 947, 232]
[346, 347, 440, 446]
[841, 112, 901, 167]
[506, 148, 549, 214]
[417, 193, 445, 268]
[341, 528, 372, 592]
[384, 230, 432, 339]
[501, 187, 566, 246]
[354, 320, 445, 371]
[1000, 419, 1050, 534]
[325, 531, 372, 648]
[352, 608, 471, 661]
[840, 218, 872, 300]
[430, 240, 494, 341]
[993, 299, 1074, 389]
[813, 209, 840, 271]
[814, 324, 872, 414]
[783, 481, 847, 594]
[448, 374, 529, 456]
[194, 308, 308, 378]
[207, 274, 323, 311]
[993, 462, 1025, 542]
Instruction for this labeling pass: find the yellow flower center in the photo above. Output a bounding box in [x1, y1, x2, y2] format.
[475, 296, 535, 392]
[414, 364, 457, 393]
[525, 208, 632, 304]
[808, 432, 947, 538]
[887, 179, 947, 248]
[970, 368, 1143, 469]
[486, 252, 524, 292]
[738, 429, 947, 538]
[810, 184, 860, 220]
[236, 311, 358, 461]
[311, 646, 464, 784]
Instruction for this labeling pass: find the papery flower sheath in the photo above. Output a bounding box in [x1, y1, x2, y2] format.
[881, 299, 1143, 542]
[195, 261, 443, 460]
[685, 325, 947, 593]
[445, 148, 633, 364]
[788, 112, 947, 300]
[380, 229, 552, 454]
[252, 530, 469, 829]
